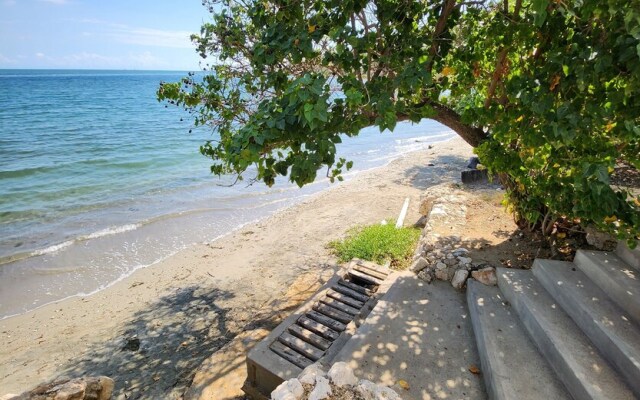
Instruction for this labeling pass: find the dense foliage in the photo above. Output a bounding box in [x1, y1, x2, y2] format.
[158, 0, 639, 243]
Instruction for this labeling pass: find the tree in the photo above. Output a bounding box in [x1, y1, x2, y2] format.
[159, 0, 639, 243]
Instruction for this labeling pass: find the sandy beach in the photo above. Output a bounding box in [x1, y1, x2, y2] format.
[0, 137, 475, 399]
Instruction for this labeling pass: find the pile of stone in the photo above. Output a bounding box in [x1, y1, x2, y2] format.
[410, 183, 497, 290]
[410, 235, 495, 289]
[271, 362, 401, 400]
[1, 376, 114, 400]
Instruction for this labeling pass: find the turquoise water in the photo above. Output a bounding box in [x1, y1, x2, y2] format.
[0, 69, 455, 318]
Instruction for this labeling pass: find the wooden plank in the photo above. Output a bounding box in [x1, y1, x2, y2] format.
[333, 283, 370, 303]
[313, 303, 353, 324]
[306, 310, 347, 332]
[278, 332, 324, 361]
[352, 259, 391, 276]
[348, 268, 384, 286]
[337, 279, 371, 296]
[288, 324, 333, 351]
[326, 288, 365, 309]
[320, 296, 360, 316]
[298, 315, 340, 340]
[270, 340, 313, 369]
[352, 263, 388, 280]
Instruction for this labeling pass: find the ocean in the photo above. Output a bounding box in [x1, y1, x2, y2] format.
[0, 69, 455, 319]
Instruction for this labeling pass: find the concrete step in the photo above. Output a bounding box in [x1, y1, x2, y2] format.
[497, 267, 635, 400]
[616, 241, 640, 271]
[533, 259, 640, 397]
[574, 250, 640, 326]
[467, 280, 570, 400]
[333, 273, 485, 400]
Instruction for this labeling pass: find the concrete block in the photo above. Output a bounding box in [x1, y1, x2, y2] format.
[497, 267, 634, 400]
[534, 259, 640, 397]
[461, 169, 488, 184]
[573, 250, 640, 326]
[467, 280, 569, 400]
[616, 241, 640, 271]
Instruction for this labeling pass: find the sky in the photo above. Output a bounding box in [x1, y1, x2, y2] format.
[0, 0, 210, 70]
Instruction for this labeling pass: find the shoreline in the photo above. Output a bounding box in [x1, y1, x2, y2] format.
[0, 134, 456, 321]
[0, 137, 474, 398]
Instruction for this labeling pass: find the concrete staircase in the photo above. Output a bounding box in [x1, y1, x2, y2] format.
[468, 243, 640, 400]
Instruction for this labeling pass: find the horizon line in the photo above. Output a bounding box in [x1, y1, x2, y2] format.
[0, 67, 200, 72]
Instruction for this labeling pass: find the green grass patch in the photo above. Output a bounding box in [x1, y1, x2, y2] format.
[329, 223, 421, 269]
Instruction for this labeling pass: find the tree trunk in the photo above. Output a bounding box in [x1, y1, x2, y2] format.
[429, 103, 487, 147]
[397, 102, 488, 147]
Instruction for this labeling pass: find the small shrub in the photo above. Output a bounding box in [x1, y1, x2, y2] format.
[329, 223, 421, 269]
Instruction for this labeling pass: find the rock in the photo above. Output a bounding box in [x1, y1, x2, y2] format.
[308, 376, 332, 400]
[457, 256, 472, 265]
[52, 381, 85, 400]
[452, 248, 469, 256]
[467, 156, 480, 169]
[444, 258, 458, 266]
[357, 380, 401, 400]
[271, 379, 304, 400]
[435, 261, 447, 270]
[435, 268, 450, 281]
[299, 364, 324, 385]
[122, 336, 140, 352]
[327, 362, 357, 387]
[585, 225, 616, 250]
[413, 215, 428, 228]
[451, 269, 469, 289]
[417, 269, 433, 283]
[471, 267, 497, 286]
[9, 377, 114, 400]
[446, 253, 454, 259]
[410, 257, 429, 273]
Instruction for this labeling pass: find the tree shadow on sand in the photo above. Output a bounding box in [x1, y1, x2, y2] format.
[56, 285, 237, 399]
[398, 154, 472, 190]
[55, 264, 336, 400]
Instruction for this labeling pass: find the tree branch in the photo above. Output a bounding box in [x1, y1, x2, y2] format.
[426, 0, 457, 73]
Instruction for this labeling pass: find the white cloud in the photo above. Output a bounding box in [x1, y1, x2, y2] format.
[78, 19, 194, 49]
[0, 53, 17, 64]
[28, 51, 171, 69]
[109, 27, 194, 49]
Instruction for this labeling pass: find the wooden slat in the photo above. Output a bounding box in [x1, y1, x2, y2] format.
[354, 260, 390, 276]
[352, 263, 388, 280]
[270, 340, 313, 369]
[348, 269, 384, 286]
[278, 332, 324, 361]
[338, 279, 372, 296]
[306, 310, 347, 332]
[326, 288, 365, 309]
[313, 303, 353, 324]
[288, 324, 332, 350]
[333, 283, 370, 303]
[298, 315, 340, 340]
[320, 296, 360, 316]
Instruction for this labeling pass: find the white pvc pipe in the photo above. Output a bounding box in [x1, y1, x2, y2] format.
[395, 198, 410, 228]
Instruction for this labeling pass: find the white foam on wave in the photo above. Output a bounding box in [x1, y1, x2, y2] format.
[32, 240, 74, 256]
[82, 223, 141, 240]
